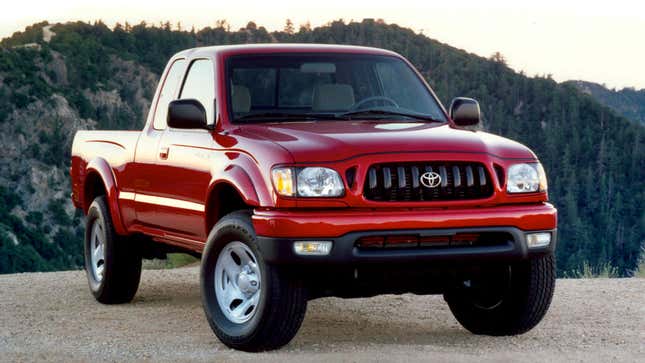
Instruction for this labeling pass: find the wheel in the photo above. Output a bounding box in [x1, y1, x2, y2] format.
[444, 253, 555, 335]
[84, 196, 142, 304]
[350, 95, 399, 111]
[200, 211, 307, 352]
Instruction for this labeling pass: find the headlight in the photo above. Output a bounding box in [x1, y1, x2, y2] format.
[297, 167, 344, 197]
[507, 163, 547, 193]
[271, 167, 344, 197]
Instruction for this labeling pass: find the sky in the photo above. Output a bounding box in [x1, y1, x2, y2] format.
[2, 0, 644, 89]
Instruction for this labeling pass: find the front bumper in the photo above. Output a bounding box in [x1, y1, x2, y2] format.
[252, 203, 557, 264]
[256, 227, 556, 264]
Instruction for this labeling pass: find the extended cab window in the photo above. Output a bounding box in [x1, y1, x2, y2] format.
[227, 54, 447, 123]
[153, 59, 186, 130]
[180, 59, 216, 125]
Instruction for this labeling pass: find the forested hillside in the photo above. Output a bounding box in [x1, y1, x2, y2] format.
[567, 80, 645, 125]
[0, 19, 642, 276]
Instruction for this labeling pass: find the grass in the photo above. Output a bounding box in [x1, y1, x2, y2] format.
[166, 253, 199, 268]
[635, 245, 645, 278]
[566, 244, 645, 278]
[564, 262, 620, 278]
[142, 253, 199, 270]
[636, 260, 645, 278]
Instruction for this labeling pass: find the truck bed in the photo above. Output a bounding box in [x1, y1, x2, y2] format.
[70, 130, 141, 210]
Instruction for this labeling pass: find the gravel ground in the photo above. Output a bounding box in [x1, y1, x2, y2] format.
[1, 267, 643, 362]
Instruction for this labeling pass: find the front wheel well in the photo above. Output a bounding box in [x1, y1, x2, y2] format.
[83, 172, 107, 213]
[205, 183, 252, 233]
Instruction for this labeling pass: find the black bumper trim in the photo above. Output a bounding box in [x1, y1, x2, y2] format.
[256, 227, 557, 264]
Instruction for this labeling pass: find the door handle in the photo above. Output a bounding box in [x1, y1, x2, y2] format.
[159, 147, 169, 160]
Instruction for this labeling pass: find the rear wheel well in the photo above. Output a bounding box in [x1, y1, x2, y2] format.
[205, 183, 252, 233]
[84, 172, 107, 213]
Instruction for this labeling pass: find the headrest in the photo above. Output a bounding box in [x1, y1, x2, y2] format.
[312, 84, 355, 111]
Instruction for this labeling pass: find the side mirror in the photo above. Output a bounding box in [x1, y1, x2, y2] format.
[449, 97, 480, 126]
[167, 99, 209, 129]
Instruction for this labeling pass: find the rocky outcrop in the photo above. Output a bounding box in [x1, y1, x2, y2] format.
[0, 45, 159, 271]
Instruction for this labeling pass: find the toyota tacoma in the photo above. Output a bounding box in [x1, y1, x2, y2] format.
[70, 44, 557, 351]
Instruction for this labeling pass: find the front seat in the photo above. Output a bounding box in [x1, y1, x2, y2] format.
[312, 84, 355, 112]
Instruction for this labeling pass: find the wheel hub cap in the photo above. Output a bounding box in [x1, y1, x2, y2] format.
[214, 241, 262, 324]
[89, 220, 106, 283]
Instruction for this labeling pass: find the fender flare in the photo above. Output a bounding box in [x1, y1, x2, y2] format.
[207, 164, 264, 206]
[84, 158, 128, 235]
[205, 164, 274, 232]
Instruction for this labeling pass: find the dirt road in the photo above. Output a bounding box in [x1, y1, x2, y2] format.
[1, 267, 643, 362]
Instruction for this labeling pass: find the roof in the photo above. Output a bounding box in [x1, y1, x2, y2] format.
[174, 43, 400, 59]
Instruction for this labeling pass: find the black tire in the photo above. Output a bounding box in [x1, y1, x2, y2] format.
[200, 211, 307, 352]
[444, 253, 555, 336]
[84, 196, 142, 304]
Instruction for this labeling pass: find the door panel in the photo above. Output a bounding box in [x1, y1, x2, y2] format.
[153, 129, 215, 238]
[152, 58, 217, 238]
[131, 58, 187, 229]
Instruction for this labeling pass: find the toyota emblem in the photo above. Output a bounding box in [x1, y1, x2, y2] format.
[420, 171, 441, 188]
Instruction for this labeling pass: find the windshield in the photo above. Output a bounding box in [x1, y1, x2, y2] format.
[226, 54, 447, 123]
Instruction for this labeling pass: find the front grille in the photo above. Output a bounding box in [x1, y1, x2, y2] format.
[363, 162, 494, 202]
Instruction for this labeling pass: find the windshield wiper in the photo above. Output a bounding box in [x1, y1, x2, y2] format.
[339, 109, 444, 122]
[236, 110, 445, 123]
[235, 112, 347, 122]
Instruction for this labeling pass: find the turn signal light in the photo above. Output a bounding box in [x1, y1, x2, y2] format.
[271, 168, 294, 197]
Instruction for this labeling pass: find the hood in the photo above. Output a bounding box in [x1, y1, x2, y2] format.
[241, 121, 537, 162]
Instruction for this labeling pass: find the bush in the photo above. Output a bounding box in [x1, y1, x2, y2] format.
[47, 200, 71, 226]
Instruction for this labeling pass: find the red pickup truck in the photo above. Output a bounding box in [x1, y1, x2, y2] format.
[71, 44, 557, 351]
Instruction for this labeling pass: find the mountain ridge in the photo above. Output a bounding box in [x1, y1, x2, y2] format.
[566, 80, 645, 125]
